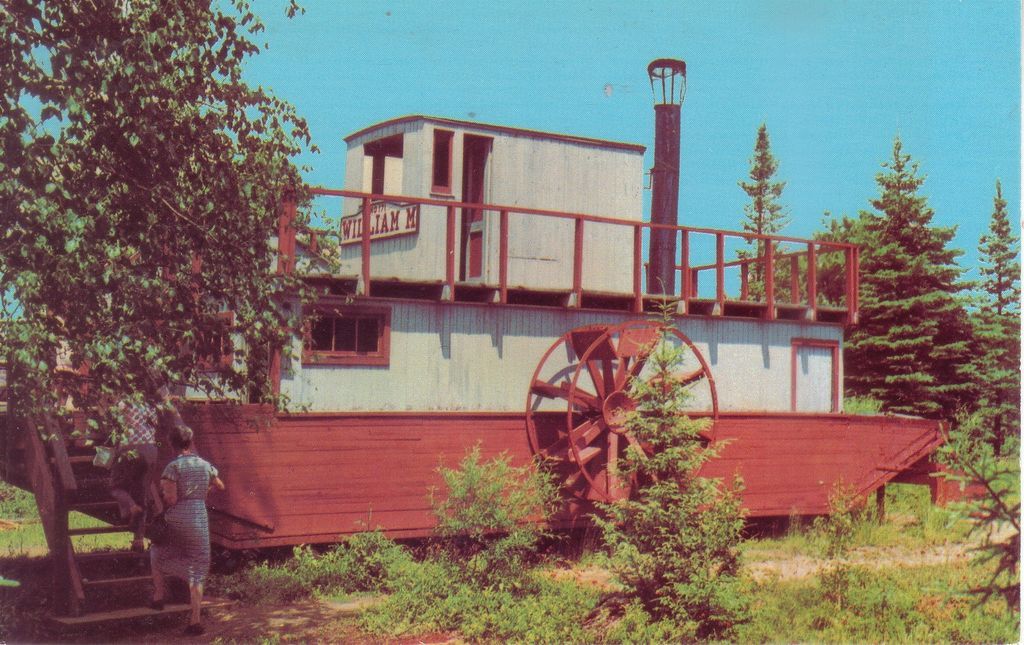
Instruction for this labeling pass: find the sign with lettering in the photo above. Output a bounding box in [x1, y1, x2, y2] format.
[340, 202, 419, 245]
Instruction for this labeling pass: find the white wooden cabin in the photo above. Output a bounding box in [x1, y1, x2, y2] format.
[337, 116, 645, 294]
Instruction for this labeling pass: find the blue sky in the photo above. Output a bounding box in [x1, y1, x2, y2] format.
[247, 1, 1020, 279]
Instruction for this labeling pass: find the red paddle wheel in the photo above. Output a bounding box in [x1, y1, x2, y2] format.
[525, 320, 718, 502]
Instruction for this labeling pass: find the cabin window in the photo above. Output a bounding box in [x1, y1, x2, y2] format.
[303, 306, 390, 367]
[431, 129, 454, 194]
[363, 134, 404, 196]
[197, 311, 235, 371]
[791, 338, 839, 413]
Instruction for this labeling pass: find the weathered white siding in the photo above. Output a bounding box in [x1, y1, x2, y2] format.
[337, 117, 644, 292]
[280, 301, 843, 414]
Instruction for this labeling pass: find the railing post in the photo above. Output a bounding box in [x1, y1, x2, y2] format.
[765, 240, 776, 320]
[360, 196, 372, 297]
[572, 217, 583, 308]
[499, 210, 509, 304]
[633, 225, 643, 313]
[715, 233, 725, 315]
[277, 191, 297, 276]
[679, 230, 690, 308]
[846, 246, 860, 324]
[807, 242, 817, 320]
[443, 205, 456, 301]
[790, 255, 800, 304]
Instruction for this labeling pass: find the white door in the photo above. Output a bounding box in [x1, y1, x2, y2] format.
[793, 342, 836, 412]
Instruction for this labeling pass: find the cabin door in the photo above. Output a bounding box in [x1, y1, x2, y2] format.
[460, 135, 492, 281]
[791, 339, 839, 413]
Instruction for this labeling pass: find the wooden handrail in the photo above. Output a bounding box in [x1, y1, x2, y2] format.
[307, 187, 858, 250]
[296, 187, 860, 320]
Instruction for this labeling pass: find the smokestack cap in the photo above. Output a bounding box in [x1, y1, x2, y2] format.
[648, 58, 687, 105]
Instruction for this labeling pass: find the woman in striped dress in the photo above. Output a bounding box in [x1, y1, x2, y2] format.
[150, 425, 225, 635]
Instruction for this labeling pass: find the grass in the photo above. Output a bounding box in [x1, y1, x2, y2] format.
[0, 483, 131, 558]
[737, 563, 1019, 643]
[742, 483, 968, 560]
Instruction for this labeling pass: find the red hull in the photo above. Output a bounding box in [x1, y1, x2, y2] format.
[183, 406, 945, 549]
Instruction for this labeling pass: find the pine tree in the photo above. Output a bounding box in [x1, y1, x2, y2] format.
[738, 123, 789, 299]
[844, 137, 975, 418]
[973, 180, 1021, 454]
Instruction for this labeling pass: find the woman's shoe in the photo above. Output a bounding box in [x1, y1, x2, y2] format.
[149, 598, 164, 611]
[184, 623, 204, 636]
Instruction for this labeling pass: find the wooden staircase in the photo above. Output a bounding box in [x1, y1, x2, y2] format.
[13, 413, 191, 620]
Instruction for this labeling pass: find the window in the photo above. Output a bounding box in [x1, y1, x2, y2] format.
[197, 311, 234, 371]
[432, 129, 454, 194]
[303, 306, 390, 366]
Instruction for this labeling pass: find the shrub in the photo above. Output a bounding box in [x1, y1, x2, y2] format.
[596, 313, 748, 640]
[296, 530, 412, 593]
[214, 530, 413, 604]
[363, 569, 599, 643]
[843, 396, 884, 415]
[431, 445, 559, 592]
[216, 560, 311, 604]
[811, 482, 862, 558]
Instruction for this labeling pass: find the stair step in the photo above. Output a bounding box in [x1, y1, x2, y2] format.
[74, 550, 148, 563]
[68, 525, 131, 536]
[81, 574, 152, 589]
[49, 598, 233, 627]
[69, 501, 118, 512]
[73, 477, 112, 491]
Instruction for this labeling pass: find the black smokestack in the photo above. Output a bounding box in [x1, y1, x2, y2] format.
[647, 58, 686, 295]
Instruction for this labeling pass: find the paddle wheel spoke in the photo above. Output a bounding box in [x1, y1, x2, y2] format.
[584, 361, 608, 399]
[530, 379, 600, 411]
[571, 418, 605, 446]
[606, 431, 624, 498]
[669, 367, 707, 388]
[625, 354, 649, 381]
[601, 359, 616, 398]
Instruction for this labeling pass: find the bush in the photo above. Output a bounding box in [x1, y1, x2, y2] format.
[216, 560, 311, 604]
[214, 530, 413, 604]
[363, 568, 599, 643]
[596, 315, 748, 640]
[811, 482, 862, 558]
[431, 445, 559, 592]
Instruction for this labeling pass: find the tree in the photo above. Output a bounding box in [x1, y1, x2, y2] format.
[940, 419, 1020, 612]
[843, 137, 975, 418]
[597, 308, 747, 640]
[738, 123, 789, 300]
[1, 1, 315, 428]
[972, 180, 1021, 455]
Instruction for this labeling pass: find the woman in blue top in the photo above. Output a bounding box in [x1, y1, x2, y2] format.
[150, 424, 225, 635]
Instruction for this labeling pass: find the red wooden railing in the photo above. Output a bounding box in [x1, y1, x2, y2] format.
[281, 188, 859, 324]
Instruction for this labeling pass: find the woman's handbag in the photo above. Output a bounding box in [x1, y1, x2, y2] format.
[145, 512, 170, 545]
[92, 446, 114, 469]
